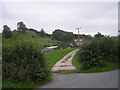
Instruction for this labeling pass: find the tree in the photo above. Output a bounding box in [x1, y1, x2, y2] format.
[28, 28, 37, 33]
[40, 28, 45, 37]
[52, 29, 74, 42]
[118, 30, 120, 37]
[3, 25, 12, 38]
[94, 32, 104, 38]
[17, 22, 27, 32]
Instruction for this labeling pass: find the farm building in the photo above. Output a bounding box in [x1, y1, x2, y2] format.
[42, 46, 58, 52]
[74, 39, 83, 45]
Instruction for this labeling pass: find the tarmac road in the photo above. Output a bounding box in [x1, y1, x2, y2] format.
[38, 70, 119, 88]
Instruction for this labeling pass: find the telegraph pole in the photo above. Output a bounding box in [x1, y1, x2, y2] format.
[75, 27, 81, 40]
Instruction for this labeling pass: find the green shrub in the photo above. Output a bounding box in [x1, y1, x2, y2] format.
[78, 37, 118, 69]
[110, 38, 118, 62]
[2, 41, 50, 82]
[78, 41, 102, 69]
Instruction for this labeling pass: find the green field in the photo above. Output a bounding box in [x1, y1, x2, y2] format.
[3, 31, 58, 49]
[44, 47, 77, 69]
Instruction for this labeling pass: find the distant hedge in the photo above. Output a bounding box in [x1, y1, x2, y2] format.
[78, 37, 118, 69]
[3, 41, 50, 82]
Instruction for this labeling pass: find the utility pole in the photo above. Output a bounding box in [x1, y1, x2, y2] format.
[75, 27, 81, 40]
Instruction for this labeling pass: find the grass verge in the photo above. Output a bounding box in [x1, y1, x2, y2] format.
[58, 71, 75, 75]
[2, 74, 53, 89]
[78, 60, 119, 73]
[72, 51, 81, 71]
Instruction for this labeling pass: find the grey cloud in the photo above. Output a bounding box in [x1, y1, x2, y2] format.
[1, 2, 118, 36]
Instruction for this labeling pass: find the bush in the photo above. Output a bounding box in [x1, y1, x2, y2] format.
[57, 42, 67, 49]
[78, 37, 118, 69]
[3, 41, 50, 82]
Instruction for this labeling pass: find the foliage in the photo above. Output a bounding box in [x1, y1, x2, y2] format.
[17, 21, 28, 32]
[74, 34, 92, 40]
[2, 40, 50, 83]
[40, 28, 46, 37]
[94, 32, 104, 38]
[73, 50, 119, 73]
[56, 42, 67, 49]
[2, 30, 56, 88]
[118, 37, 120, 61]
[3, 25, 12, 38]
[3, 75, 52, 88]
[78, 37, 118, 69]
[28, 28, 38, 33]
[28, 28, 51, 38]
[52, 29, 74, 42]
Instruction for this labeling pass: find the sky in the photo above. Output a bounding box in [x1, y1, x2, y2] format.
[0, 0, 119, 36]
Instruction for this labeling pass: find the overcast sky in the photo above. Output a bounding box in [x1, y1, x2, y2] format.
[0, 0, 118, 36]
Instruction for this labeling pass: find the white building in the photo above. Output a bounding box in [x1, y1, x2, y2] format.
[42, 46, 58, 52]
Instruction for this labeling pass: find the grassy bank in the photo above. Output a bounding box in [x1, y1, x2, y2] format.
[72, 51, 81, 71]
[3, 31, 58, 48]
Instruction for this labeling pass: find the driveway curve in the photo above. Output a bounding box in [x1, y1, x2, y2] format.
[39, 70, 118, 88]
[52, 49, 79, 72]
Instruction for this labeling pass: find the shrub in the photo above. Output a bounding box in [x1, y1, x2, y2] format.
[78, 37, 118, 69]
[3, 25, 12, 38]
[78, 40, 102, 69]
[2, 41, 50, 82]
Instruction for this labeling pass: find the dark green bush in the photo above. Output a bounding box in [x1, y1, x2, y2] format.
[78, 37, 118, 69]
[2, 41, 50, 82]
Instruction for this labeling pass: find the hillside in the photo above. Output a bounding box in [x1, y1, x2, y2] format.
[0, 33, 2, 62]
[3, 31, 58, 49]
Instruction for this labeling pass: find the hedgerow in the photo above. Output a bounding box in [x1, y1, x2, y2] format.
[78, 37, 118, 69]
[3, 40, 50, 82]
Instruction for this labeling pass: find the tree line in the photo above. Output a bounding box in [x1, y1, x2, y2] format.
[2, 21, 50, 38]
[2, 21, 119, 41]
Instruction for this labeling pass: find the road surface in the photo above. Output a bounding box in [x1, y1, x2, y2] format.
[38, 70, 118, 88]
